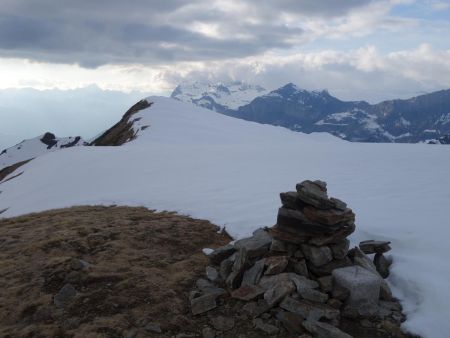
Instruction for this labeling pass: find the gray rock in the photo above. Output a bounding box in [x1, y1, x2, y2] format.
[69, 258, 89, 271]
[253, 318, 279, 335]
[270, 238, 287, 252]
[331, 285, 350, 301]
[191, 294, 217, 315]
[206, 266, 220, 283]
[279, 297, 339, 321]
[202, 327, 215, 338]
[242, 258, 265, 286]
[226, 247, 248, 289]
[234, 228, 271, 258]
[298, 288, 329, 303]
[280, 191, 302, 209]
[277, 207, 341, 235]
[330, 197, 347, 211]
[330, 239, 350, 260]
[359, 240, 392, 254]
[302, 206, 355, 226]
[293, 259, 309, 277]
[54, 283, 76, 308]
[219, 255, 234, 280]
[259, 273, 318, 292]
[196, 279, 226, 297]
[288, 273, 319, 290]
[307, 257, 352, 277]
[294, 249, 304, 259]
[145, 322, 162, 333]
[210, 316, 235, 331]
[317, 276, 332, 293]
[301, 244, 332, 267]
[332, 266, 381, 314]
[265, 255, 289, 275]
[303, 320, 353, 338]
[374, 253, 391, 278]
[264, 279, 295, 307]
[231, 284, 265, 301]
[208, 244, 236, 265]
[308, 223, 355, 246]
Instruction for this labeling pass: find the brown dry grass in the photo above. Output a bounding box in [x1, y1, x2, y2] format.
[0, 206, 231, 338]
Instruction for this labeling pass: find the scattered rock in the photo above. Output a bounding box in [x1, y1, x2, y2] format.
[53, 283, 76, 308]
[359, 240, 392, 254]
[210, 316, 235, 331]
[253, 318, 279, 335]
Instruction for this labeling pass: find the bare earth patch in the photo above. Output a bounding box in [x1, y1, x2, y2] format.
[0, 206, 231, 337]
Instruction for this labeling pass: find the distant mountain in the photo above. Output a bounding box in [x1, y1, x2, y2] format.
[172, 82, 450, 143]
[171, 81, 267, 111]
[0, 132, 87, 171]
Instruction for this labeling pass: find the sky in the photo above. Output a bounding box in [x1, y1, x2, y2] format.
[0, 0, 449, 146]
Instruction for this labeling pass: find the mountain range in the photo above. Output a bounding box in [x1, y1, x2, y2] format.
[171, 82, 450, 144]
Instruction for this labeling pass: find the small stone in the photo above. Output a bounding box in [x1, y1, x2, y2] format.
[280, 297, 339, 321]
[242, 259, 265, 286]
[231, 284, 265, 301]
[374, 253, 391, 278]
[327, 298, 342, 309]
[191, 294, 217, 315]
[317, 276, 332, 293]
[202, 327, 215, 338]
[234, 228, 272, 258]
[209, 244, 236, 265]
[219, 255, 234, 280]
[298, 288, 329, 303]
[303, 320, 353, 338]
[210, 316, 235, 331]
[270, 239, 287, 252]
[288, 273, 319, 291]
[307, 257, 352, 277]
[253, 318, 279, 335]
[359, 240, 392, 254]
[144, 322, 162, 333]
[293, 259, 309, 277]
[265, 256, 289, 275]
[54, 283, 76, 308]
[196, 279, 226, 297]
[69, 258, 89, 271]
[330, 239, 350, 260]
[206, 266, 220, 282]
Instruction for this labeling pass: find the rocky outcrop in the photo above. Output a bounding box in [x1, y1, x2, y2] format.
[91, 99, 151, 146]
[191, 180, 416, 337]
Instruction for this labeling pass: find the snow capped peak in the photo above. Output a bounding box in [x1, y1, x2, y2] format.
[0, 132, 87, 170]
[170, 81, 268, 110]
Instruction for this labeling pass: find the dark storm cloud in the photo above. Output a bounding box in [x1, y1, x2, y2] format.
[0, 0, 374, 67]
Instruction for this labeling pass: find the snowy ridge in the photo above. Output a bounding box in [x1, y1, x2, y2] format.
[0, 132, 87, 170]
[0, 97, 449, 337]
[171, 81, 268, 110]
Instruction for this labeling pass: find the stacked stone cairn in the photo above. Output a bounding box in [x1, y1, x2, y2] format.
[190, 180, 411, 338]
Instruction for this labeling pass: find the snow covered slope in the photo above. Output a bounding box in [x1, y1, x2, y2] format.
[171, 81, 267, 111]
[1, 97, 450, 337]
[0, 132, 87, 170]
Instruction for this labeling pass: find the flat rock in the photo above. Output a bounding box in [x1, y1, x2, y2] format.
[263, 279, 295, 307]
[277, 207, 341, 235]
[298, 288, 329, 303]
[253, 318, 279, 335]
[301, 244, 333, 267]
[318, 276, 332, 293]
[219, 254, 234, 280]
[210, 316, 235, 331]
[308, 222, 355, 246]
[359, 240, 392, 254]
[191, 294, 217, 315]
[205, 266, 220, 283]
[332, 266, 381, 314]
[295, 180, 335, 210]
[303, 206, 355, 226]
[307, 257, 352, 277]
[259, 273, 318, 292]
[293, 259, 309, 277]
[231, 284, 265, 301]
[280, 191, 304, 209]
[208, 244, 236, 265]
[242, 258, 265, 286]
[265, 255, 289, 275]
[303, 320, 353, 338]
[270, 238, 287, 252]
[234, 228, 271, 258]
[279, 297, 339, 321]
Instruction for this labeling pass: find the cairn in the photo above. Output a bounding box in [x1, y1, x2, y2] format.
[190, 180, 410, 337]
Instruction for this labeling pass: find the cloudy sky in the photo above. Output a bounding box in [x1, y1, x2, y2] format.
[0, 0, 449, 146]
